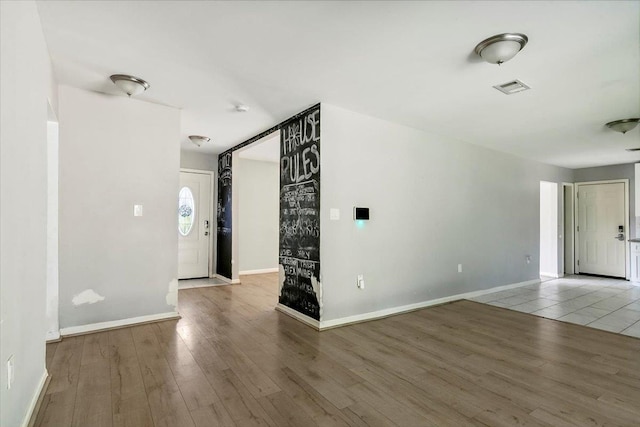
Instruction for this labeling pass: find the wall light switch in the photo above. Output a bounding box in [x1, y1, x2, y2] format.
[133, 205, 143, 217]
[330, 208, 340, 221]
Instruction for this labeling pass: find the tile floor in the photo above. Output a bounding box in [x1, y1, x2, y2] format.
[469, 275, 640, 338]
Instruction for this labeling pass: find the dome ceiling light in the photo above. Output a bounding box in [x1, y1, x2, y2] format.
[110, 74, 150, 97]
[188, 135, 211, 147]
[606, 118, 640, 135]
[474, 33, 529, 65]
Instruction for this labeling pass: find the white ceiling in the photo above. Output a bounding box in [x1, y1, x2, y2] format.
[36, 1, 639, 169]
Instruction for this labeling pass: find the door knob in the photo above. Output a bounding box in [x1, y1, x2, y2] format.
[615, 233, 625, 241]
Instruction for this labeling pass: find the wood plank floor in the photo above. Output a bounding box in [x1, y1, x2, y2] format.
[36, 273, 640, 426]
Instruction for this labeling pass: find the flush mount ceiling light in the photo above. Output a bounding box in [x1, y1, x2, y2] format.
[188, 135, 211, 147]
[109, 74, 150, 97]
[606, 118, 640, 135]
[474, 33, 528, 65]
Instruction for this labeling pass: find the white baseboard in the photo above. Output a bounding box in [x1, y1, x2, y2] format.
[318, 279, 540, 330]
[214, 274, 241, 285]
[46, 330, 61, 343]
[275, 303, 320, 330]
[60, 311, 180, 337]
[239, 268, 278, 275]
[540, 272, 562, 278]
[179, 282, 229, 290]
[22, 370, 48, 427]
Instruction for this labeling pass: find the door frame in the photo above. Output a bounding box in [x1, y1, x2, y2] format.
[562, 183, 575, 276]
[180, 168, 215, 278]
[574, 179, 629, 279]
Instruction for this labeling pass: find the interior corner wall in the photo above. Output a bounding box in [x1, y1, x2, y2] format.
[319, 103, 573, 322]
[238, 158, 279, 272]
[58, 86, 181, 329]
[0, 1, 51, 425]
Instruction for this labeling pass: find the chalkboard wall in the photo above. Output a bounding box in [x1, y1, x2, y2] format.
[216, 104, 321, 321]
[216, 151, 232, 279]
[278, 106, 321, 320]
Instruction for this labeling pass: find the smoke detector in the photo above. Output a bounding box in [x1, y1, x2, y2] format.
[235, 104, 249, 112]
[493, 79, 530, 95]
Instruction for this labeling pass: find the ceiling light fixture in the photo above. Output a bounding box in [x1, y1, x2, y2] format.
[188, 135, 211, 147]
[606, 118, 640, 135]
[235, 105, 249, 113]
[110, 74, 150, 97]
[474, 33, 528, 65]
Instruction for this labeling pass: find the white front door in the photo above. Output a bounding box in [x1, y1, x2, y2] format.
[577, 182, 626, 278]
[178, 171, 211, 279]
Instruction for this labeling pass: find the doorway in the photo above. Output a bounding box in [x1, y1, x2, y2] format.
[232, 131, 280, 280]
[178, 170, 213, 279]
[575, 180, 629, 278]
[540, 181, 558, 278]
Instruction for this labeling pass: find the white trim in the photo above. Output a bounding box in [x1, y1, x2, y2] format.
[539, 272, 562, 278]
[60, 311, 180, 337]
[317, 279, 540, 330]
[562, 182, 575, 276]
[180, 168, 215, 279]
[178, 281, 229, 290]
[214, 274, 241, 285]
[239, 268, 278, 275]
[21, 370, 48, 427]
[575, 179, 629, 279]
[46, 330, 61, 342]
[275, 303, 320, 330]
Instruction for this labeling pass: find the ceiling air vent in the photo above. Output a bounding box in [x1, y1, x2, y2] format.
[493, 79, 530, 95]
[625, 148, 640, 152]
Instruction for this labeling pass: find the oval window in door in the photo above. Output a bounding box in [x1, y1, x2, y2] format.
[178, 187, 195, 236]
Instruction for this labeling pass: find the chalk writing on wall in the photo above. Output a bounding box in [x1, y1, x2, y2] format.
[279, 106, 321, 320]
[216, 151, 232, 279]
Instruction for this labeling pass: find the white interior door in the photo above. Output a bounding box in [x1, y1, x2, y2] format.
[577, 182, 626, 278]
[178, 171, 211, 279]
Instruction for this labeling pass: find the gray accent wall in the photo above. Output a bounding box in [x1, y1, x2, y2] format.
[320, 104, 573, 322]
[58, 86, 181, 328]
[237, 159, 279, 272]
[0, 2, 53, 425]
[181, 150, 218, 172]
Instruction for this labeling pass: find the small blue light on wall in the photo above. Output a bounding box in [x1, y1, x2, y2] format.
[354, 207, 369, 228]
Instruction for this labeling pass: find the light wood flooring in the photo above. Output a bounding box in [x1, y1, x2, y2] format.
[36, 273, 640, 426]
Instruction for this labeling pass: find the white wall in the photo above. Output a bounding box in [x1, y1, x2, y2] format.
[320, 104, 573, 322]
[46, 120, 60, 341]
[238, 158, 279, 273]
[0, 2, 53, 425]
[58, 86, 181, 329]
[540, 181, 559, 277]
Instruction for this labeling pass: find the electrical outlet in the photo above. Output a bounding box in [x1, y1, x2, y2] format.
[526, 255, 531, 264]
[357, 274, 365, 289]
[458, 264, 462, 273]
[7, 355, 14, 390]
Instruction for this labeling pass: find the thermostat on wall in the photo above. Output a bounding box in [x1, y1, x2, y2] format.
[354, 207, 370, 220]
